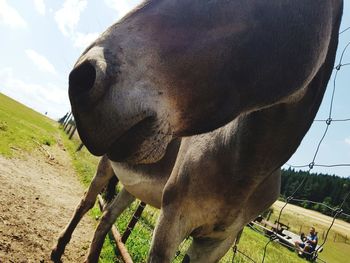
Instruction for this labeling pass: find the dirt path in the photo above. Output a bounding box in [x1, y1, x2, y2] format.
[0, 144, 95, 262]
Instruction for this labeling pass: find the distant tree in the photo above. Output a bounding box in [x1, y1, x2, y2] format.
[280, 169, 350, 222]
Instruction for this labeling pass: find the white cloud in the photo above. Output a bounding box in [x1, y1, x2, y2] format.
[345, 137, 350, 146]
[73, 32, 99, 49]
[104, 0, 142, 18]
[54, 0, 139, 50]
[25, 49, 57, 75]
[54, 0, 98, 50]
[0, 67, 69, 119]
[54, 0, 87, 36]
[0, 0, 27, 29]
[33, 0, 46, 15]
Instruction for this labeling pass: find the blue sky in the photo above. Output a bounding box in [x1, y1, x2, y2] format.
[0, 0, 349, 177]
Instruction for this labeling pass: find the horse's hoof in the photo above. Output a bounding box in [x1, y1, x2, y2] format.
[50, 247, 63, 263]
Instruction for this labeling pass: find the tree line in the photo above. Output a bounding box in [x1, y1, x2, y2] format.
[281, 168, 350, 222]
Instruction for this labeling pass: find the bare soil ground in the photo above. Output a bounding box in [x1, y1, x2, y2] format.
[0, 144, 95, 262]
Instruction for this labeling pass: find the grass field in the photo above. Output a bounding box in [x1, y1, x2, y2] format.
[1, 92, 349, 262]
[271, 201, 350, 263]
[0, 93, 59, 156]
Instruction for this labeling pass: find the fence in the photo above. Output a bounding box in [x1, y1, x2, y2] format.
[60, 28, 350, 263]
[59, 113, 84, 151]
[257, 28, 350, 263]
[93, 184, 192, 262]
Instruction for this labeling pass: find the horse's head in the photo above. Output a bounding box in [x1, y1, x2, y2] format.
[68, 1, 247, 164]
[68, 0, 334, 164]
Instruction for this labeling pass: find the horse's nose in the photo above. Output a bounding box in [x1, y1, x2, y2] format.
[69, 61, 96, 97]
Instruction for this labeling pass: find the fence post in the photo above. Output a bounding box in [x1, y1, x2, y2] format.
[63, 114, 72, 131]
[121, 202, 146, 244]
[266, 210, 272, 221]
[69, 126, 77, 140]
[97, 195, 133, 263]
[76, 143, 84, 152]
[59, 112, 69, 127]
[62, 112, 71, 128]
[66, 124, 73, 135]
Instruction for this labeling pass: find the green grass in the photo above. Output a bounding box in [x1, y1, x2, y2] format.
[98, 198, 307, 263]
[0, 93, 58, 156]
[269, 205, 350, 263]
[322, 242, 350, 263]
[221, 227, 306, 263]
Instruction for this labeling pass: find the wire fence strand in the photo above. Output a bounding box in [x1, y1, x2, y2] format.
[257, 36, 350, 263]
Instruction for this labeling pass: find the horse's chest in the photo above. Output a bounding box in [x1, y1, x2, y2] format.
[111, 163, 146, 186]
[110, 163, 165, 208]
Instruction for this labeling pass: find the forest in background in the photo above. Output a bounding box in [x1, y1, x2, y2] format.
[281, 168, 350, 222]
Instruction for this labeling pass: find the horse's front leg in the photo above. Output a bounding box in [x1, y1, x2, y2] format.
[85, 187, 135, 263]
[51, 155, 114, 262]
[148, 205, 191, 263]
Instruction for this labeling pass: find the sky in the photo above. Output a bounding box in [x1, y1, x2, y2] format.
[0, 0, 349, 177]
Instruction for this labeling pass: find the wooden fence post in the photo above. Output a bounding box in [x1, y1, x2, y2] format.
[97, 195, 133, 263]
[62, 112, 71, 128]
[59, 112, 69, 127]
[76, 143, 84, 152]
[121, 202, 146, 243]
[66, 124, 73, 135]
[266, 210, 272, 221]
[63, 115, 72, 131]
[69, 126, 77, 140]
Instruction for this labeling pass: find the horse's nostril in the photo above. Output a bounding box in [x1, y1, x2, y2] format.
[69, 62, 96, 95]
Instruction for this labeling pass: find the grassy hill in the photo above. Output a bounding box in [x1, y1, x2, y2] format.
[0, 93, 59, 156]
